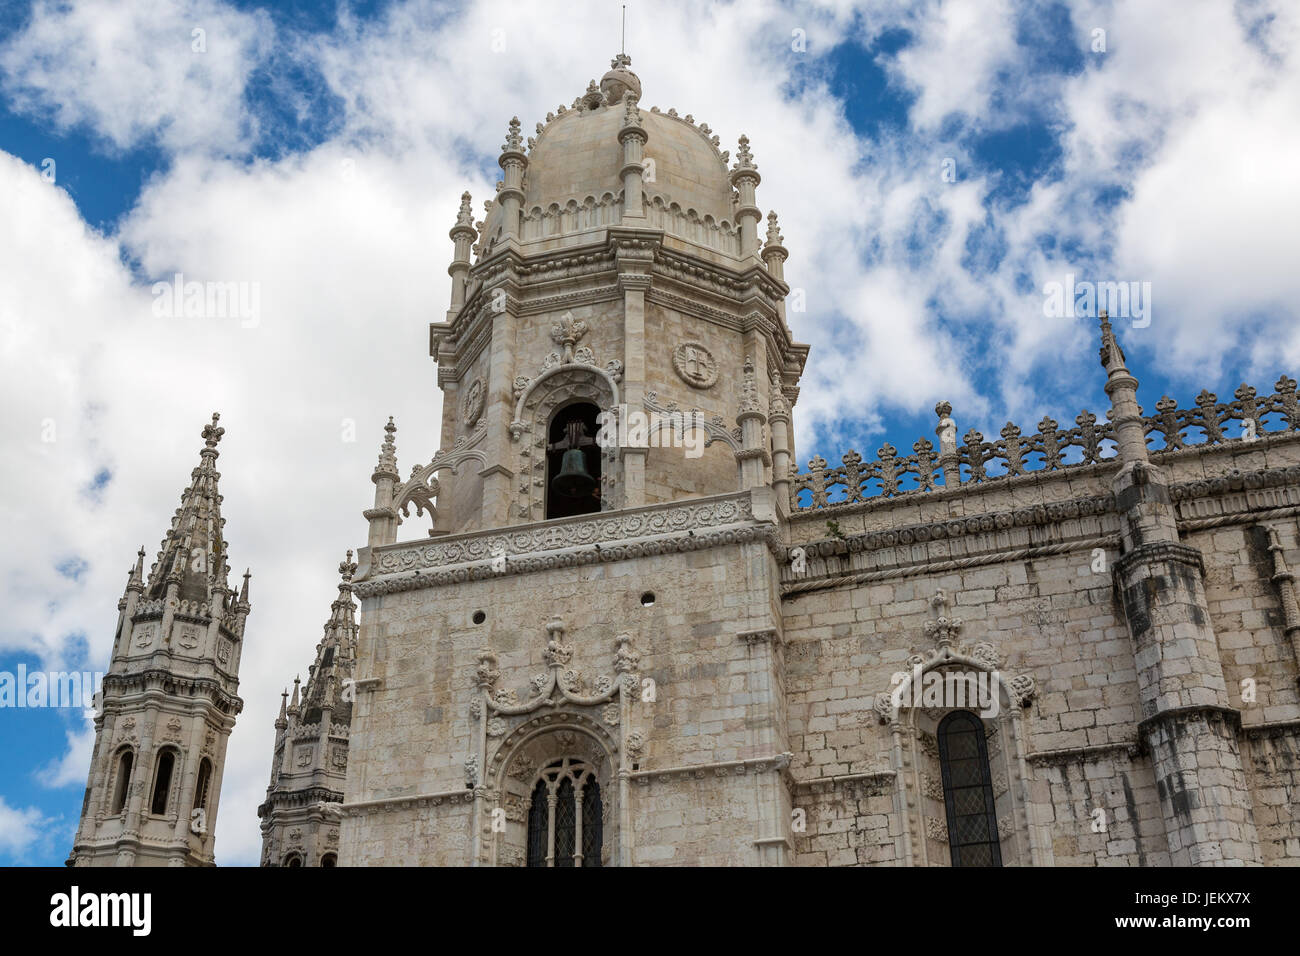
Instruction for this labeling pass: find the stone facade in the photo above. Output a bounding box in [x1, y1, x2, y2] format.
[63, 54, 1300, 872]
[69, 414, 250, 867]
[276, 55, 1300, 866]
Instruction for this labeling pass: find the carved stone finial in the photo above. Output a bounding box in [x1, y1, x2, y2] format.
[201, 413, 224, 450]
[455, 191, 473, 228]
[613, 633, 641, 674]
[601, 53, 641, 105]
[549, 312, 589, 362]
[501, 116, 523, 153]
[339, 550, 357, 583]
[922, 589, 963, 649]
[1098, 308, 1126, 371]
[733, 134, 756, 172]
[621, 90, 641, 129]
[475, 650, 499, 690]
[375, 416, 398, 477]
[764, 210, 784, 248]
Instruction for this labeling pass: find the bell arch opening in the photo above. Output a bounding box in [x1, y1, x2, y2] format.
[545, 402, 602, 519]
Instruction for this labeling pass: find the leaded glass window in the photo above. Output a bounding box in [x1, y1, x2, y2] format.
[937, 710, 1002, 867]
[524, 757, 603, 867]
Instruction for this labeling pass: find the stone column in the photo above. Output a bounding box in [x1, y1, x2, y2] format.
[617, 243, 653, 509]
[729, 136, 762, 261]
[1099, 313, 1259, 865]
[618, 94, 647, 221]
[935, 402, 960, 488]
[447, 192, 476, 321]
[497, 118, 527, 240]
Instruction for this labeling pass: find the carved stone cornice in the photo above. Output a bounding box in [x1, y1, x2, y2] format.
[355, 492, 780, 596]
[340, 790, 476, 817]
[630, 752, 793, 787]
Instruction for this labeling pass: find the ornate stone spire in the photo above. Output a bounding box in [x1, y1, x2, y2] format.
[1097, 310, 1149, 465]
[373, 416, 398, 482]
[145, 413, 233, 604]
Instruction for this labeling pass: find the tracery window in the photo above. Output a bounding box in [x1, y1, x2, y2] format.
[525, 757, 602, 867]
[937, 710, 1002, 867]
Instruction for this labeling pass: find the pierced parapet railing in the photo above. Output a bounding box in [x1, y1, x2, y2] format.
[791, 375, 1299, 510]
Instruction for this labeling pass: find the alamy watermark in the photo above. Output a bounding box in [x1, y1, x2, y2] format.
[151, 272, 260, 328]
[595, 405, 707, 458]
[0, 666, 103, 710]
[1043, 273, 1151, 328]
[887, 665, 1004, 718]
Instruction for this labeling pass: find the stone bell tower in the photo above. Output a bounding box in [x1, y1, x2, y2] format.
[364, 52, 808, 544]
[342, 54, 809, 866]
[69, 413, 251, 867]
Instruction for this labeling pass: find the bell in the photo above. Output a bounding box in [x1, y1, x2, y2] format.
[551, 448, 596, 499]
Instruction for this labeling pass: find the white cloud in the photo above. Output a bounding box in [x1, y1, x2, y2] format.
[0, 796, 58, 859]
[0, 0, 272, 154]
[36, 723, 97, 789]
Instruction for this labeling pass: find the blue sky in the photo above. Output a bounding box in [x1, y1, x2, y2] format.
[1, 0, 1298, 865]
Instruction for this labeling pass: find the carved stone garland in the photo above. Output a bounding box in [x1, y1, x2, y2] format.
[470, 620, 641, 866]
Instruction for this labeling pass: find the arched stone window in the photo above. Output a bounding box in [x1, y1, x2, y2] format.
[937, 710, 1002, 867]
[193, 757, 212, 812]
[525, 757, 602, 867]
[150, 749, 176, 816]
[320, 853, 337, 867]
[111, 749, 133, 814]
[283, 853, 302, 867]
[545, 403, 601, 519]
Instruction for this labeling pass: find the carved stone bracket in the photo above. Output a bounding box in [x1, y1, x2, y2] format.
[392, 422, 489, 520]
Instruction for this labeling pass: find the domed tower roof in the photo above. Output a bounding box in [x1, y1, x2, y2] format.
[506, 55, 738, 248]
[467, 52, 748, 260]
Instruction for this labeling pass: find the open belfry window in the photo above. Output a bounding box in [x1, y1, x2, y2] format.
[937, 710, 1002, 866]
[545, 404, 601, 519]
[193, 757, 213, 812]
[526, 757, 603, 867]
[111, 749, 133, 814]
[151, 749, 176, 815]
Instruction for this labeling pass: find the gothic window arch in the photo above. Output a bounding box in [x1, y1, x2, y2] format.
[110, 748, 134, 815]
[193, 757, 213, 812]
[525, 757, 603, 867]
[320, 853, 337, 867]
[150, 748, 178, 816]
[283, 853, 302, 867]
[937, 710, 1002, 867]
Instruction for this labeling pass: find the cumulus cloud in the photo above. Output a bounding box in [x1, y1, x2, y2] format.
[0, 0, 273, 155]
[0, 796, 59, 860]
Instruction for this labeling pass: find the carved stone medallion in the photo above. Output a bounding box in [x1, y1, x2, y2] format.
[463, 377, 485, 428]
[672, 341, 719, 389]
